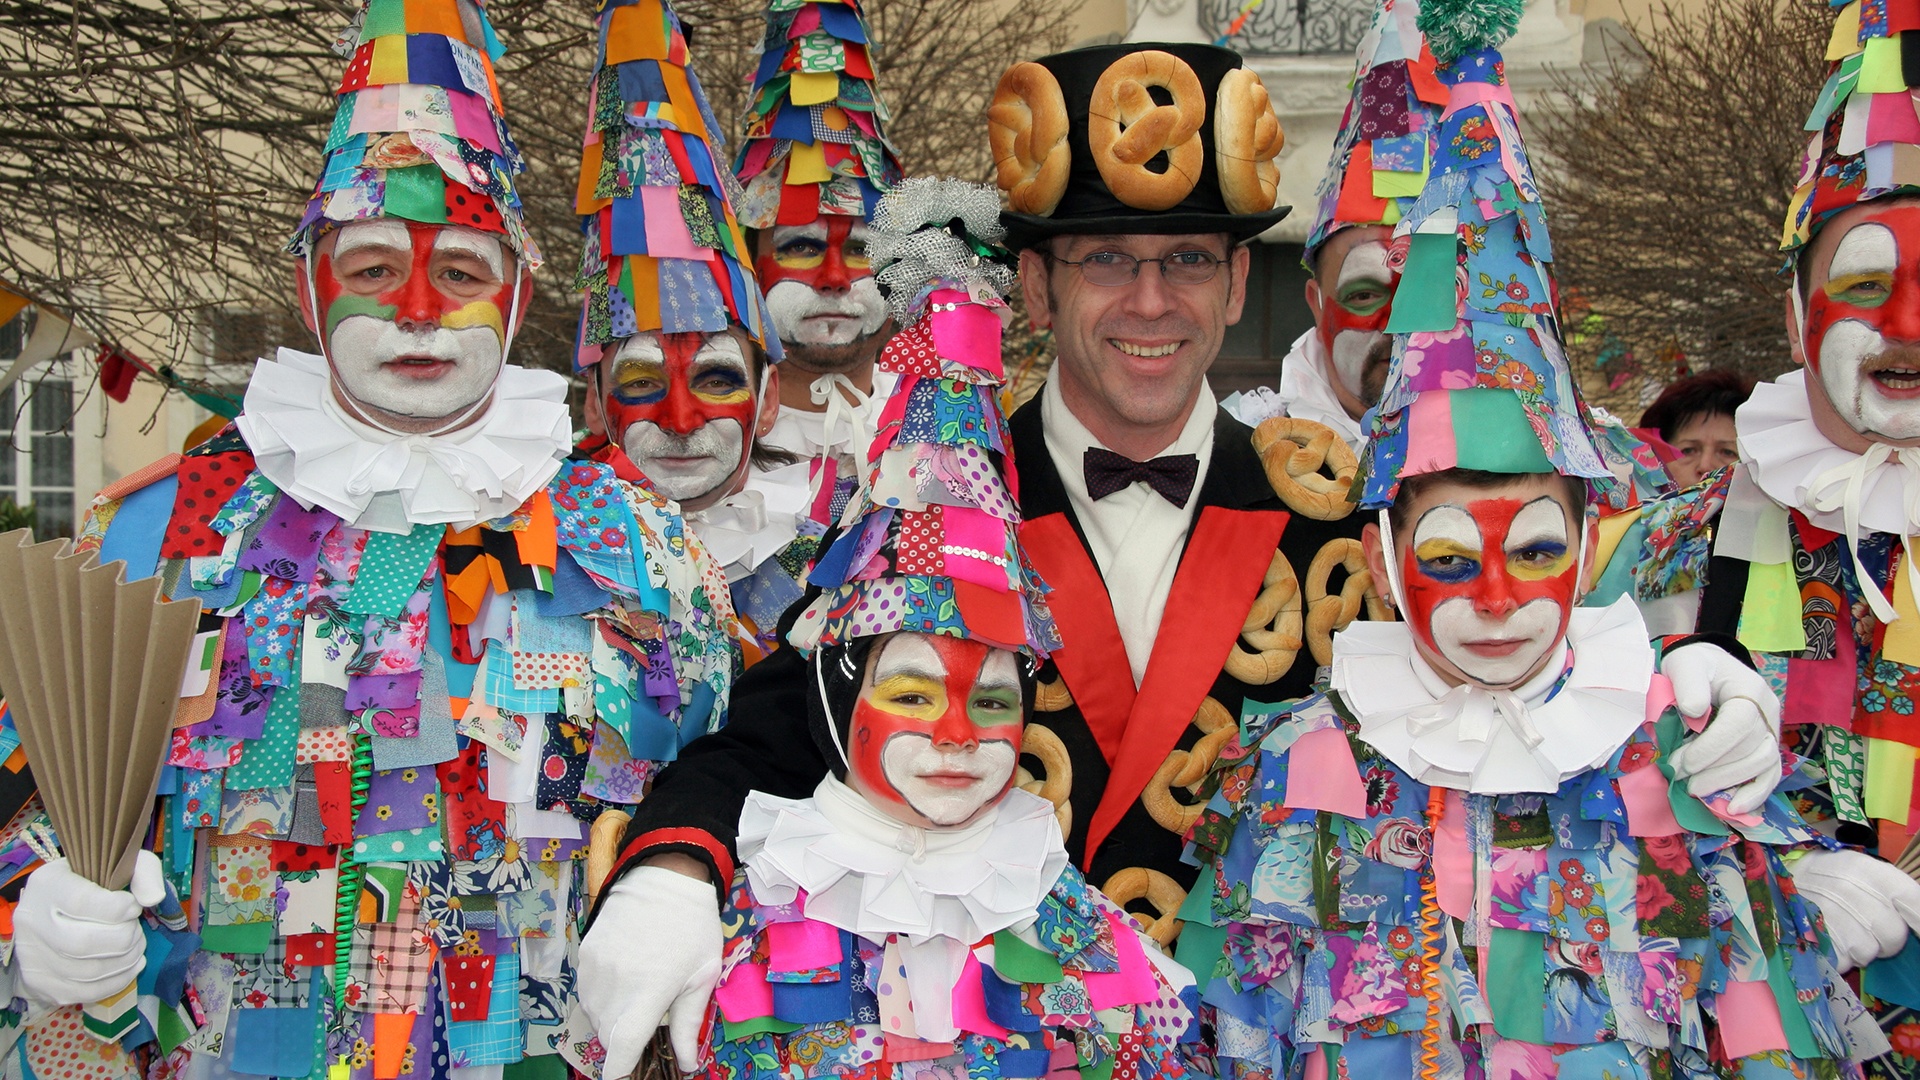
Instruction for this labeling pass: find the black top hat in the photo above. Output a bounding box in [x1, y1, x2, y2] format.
[988, 42, 1290, 251]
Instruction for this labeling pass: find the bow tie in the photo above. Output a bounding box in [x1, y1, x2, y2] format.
[1083, 447, 1199, 506]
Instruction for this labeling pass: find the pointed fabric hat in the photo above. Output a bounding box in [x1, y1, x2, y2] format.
[1783, 0, 1920, 252]
[288, 0, 539, 266]
[571, 0, 781, 370]
[1305, 0, 1450, 258]
[1356, 0, 1615, 509]
[734, 0, 904, 230]
[788, 179, 1060, 659]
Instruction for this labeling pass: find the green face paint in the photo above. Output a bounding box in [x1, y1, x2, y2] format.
[324, 292, 398, 340]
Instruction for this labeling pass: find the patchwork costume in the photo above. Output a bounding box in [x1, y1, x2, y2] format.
[0, 1, 742, 1077]
[722, 0, 909, 657]
[1584, 5, 1920, 1073]
[1181, 2, 1883, 1075]
[694, 182, 1200, 1080]
[599, 43, 1371, 951]
[564, 0, 800, 666]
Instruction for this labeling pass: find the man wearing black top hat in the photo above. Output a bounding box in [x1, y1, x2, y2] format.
[575, 41, 1774, 1075]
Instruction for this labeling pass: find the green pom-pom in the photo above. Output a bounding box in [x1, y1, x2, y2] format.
[1417, 0, 1524, 64]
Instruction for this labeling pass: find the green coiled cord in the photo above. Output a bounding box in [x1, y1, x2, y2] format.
[332, 726, 373, 1015]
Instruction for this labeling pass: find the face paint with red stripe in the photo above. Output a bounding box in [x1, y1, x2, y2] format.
[311, 220, 518, 424]
[604, 330, 757, 505]
[757, 217, 888, 360]
[1800, 203, 1920, 442]
[1398, 482, 1581, 688]
[847, 634, 1025, 828]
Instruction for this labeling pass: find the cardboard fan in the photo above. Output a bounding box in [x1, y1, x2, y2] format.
[0, 529, 199, 890]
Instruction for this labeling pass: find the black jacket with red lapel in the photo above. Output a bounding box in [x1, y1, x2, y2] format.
[598, 396, 1370, 919]
[1010, 399, 1368, 893]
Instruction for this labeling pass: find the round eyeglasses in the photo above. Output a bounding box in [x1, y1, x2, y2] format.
[1046, 249, 1226, 287]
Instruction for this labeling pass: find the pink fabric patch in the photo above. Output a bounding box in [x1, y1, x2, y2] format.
[1083, 912, 1157, 1011]
[714, 960, 774, 1023]
[950, 953, 1011, 1040]
[1282, 727, 1367, 817]
[767, 919, 842, 972]
[928, 293, 1006, 377]
[640, 185, 702, 259]
[882, 1035, 953, 1062]
[1432, 788, 1474, 919]
[1716, 979, 1790, 1058]
[1787, 651, 1857, 728]
[1402, 392, 1460, 477]
[1620, 760, 1684, 837]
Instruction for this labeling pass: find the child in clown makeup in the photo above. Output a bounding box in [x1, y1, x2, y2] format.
[1361, 468, 1593, 692]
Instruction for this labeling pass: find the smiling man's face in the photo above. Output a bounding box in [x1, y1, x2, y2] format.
[1793, 199, 1920, 447]
[1020, 232, 1249, 457]
[845, 634, 1024, 829]
[301, 219, 521, 433]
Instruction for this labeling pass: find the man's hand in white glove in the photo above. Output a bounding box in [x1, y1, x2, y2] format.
[578, 860, 723, 1077]
[1661, 642, 1783, 816]
[13, 851, 164, 1005]
[1791, 848, 1920, 972]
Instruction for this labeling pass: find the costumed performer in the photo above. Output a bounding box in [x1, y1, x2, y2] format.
[688, 177, 1200, 1080]
[734, 0, 906, 573]
[1586, 0, 1920, 1070]
[567, 0, 802, 665]
[1183, 2, 1890, 1071]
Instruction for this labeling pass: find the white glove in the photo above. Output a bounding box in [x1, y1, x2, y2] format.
[1791, 848, 1920, 973]
[1661, 643, 1783, 815]
[577, 866, 723, 1076]
[13, 851, 164, 1005]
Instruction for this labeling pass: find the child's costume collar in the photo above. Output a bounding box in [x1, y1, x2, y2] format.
[737, 776, 1070, 1042]
[235, 349, 571, 534]
[1333, 594, 1653, 793]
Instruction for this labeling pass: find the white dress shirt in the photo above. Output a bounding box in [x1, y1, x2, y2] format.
[1040, 369, 1215, 686]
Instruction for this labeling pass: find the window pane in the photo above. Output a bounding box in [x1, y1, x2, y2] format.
[30, 434, 71, 487]
[29, 492, 73, 541]
[0, 385, 13, 435]
[29, 380, 72, 433]
[0, 441, 13, 489]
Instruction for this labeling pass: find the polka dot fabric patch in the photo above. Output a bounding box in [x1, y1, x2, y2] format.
[444, 181, 503, 233]
[162, 451, 257, 558]
[878, 318, 942, 380]
[894, 507, 943, 577]
[442, 955, 495, 1021]
[25, 1005, 139, 1080]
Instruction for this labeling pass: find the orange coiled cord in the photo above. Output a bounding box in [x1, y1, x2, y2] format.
[1418, 785, 1447, 1080]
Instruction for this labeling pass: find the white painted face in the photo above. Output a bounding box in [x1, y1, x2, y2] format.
[607, 331, 753, 504]
[761, 222, 887, 349]
[852, 635, 1023, 828]
[1326, 239, 1394, 408]
[319, 220, 513, 424]
[1810, 221, 1920, 441]
[1405, 496, 1576, 688]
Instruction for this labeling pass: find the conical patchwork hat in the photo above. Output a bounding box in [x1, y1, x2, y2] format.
[790, 179, 1059, 659]
[734, 0, 904, 229]
[289, 0, 539, 266]
[571, 0, 780, 370]
[1356, 0, 1615, 509]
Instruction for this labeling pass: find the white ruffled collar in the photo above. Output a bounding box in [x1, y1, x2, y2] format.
[1276, 330, 1365, 448]
[1737, 368, 1920, 621]
[1333, 595, 1654, 794]
[737, 777, 1069, 1041]
[235, 349, 571, 534]
[688, 459, 810, 577]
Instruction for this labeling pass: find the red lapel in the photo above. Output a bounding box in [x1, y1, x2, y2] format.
[1083, 506, 1290, 861]
[1019, 512, 1135, 762]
